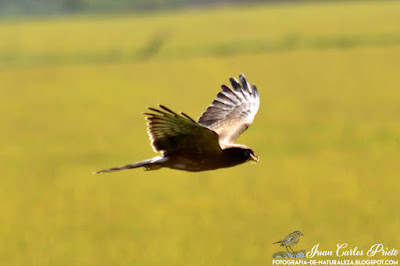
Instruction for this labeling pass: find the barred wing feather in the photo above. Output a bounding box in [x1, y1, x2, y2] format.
[197, 74, 260, 144]
[145, 105, 221, 155]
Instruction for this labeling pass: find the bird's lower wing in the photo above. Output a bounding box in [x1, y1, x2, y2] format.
[145, 105, 221, 155]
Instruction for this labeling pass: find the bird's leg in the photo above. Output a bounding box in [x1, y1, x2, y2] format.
[289, 246, 295, 254]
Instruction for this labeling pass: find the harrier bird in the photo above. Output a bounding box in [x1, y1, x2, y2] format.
[273, 231, 304, 253]
[94, 74, 259, 173]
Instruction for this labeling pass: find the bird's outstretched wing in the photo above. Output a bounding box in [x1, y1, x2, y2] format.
[197, 74, 260, 144]
[144, 105, 221, 155]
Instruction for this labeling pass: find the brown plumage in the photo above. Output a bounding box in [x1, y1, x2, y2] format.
[94, 74, 259, 173]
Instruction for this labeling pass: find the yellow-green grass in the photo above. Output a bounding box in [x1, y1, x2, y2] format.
[1, 0, 400, 66]
[1, 1, 400, 265]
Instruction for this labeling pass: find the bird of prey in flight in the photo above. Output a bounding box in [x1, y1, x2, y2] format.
[94, 74, 259, 173]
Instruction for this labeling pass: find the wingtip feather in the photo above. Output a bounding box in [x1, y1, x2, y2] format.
[159, 105, 178, 116]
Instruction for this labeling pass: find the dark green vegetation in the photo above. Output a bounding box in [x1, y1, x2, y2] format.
[0, 0, 365, 17]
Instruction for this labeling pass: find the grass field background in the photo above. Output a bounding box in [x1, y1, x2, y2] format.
[1, 1, 400, 265]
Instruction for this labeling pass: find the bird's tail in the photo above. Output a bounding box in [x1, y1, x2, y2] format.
[273, 241, 282, 245]
[93, 156, 164, 174]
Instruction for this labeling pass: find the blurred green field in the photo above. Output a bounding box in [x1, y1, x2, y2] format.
[1, 1, 400, 265]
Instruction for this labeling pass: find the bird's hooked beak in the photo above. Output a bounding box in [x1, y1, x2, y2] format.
[250, 153, 259, 162]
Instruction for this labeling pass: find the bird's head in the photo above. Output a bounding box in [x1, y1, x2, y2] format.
[244, 148, 259, 162]
[294, 231, 304, 237]
[233, 147, 259, 162]
[221, 146, 259, 166]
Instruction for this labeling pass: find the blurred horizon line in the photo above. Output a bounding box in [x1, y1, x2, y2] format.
[0, 0, 388, 20]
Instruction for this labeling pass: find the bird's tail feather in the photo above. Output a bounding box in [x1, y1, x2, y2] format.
[273, 241, 282, 244]
[93, 156, 164, 174]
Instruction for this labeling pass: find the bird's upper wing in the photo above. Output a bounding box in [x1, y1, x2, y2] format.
[145, 105, 221, 155]
[283, 236, 294, 245]
[197, 74, 260, 144]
